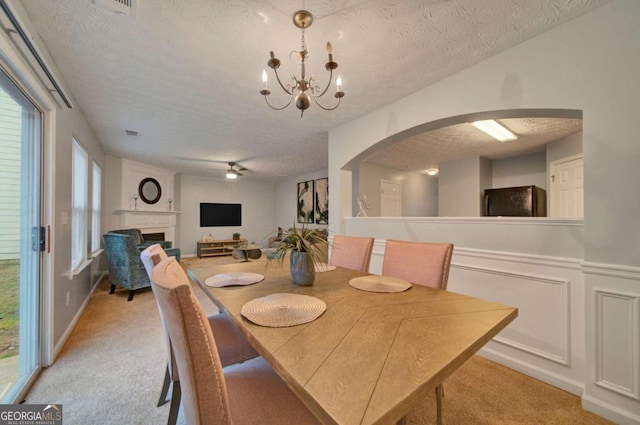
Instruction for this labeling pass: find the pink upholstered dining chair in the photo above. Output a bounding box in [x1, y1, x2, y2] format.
[382, 239, 453, 290]
[149, 256, 320, 425]
[140, 245, 257, 425]
[329, 235, 375, 272]
[382, 239, 453, 425]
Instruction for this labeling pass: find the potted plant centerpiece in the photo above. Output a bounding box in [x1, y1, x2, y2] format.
[268, 225, 327, 286]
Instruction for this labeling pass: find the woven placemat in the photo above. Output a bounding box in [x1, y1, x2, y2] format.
[349, 275, 412, 293]
[205, 272, 265, 288]
[314, 263, 337, 273]
[241, 293, 326, 327]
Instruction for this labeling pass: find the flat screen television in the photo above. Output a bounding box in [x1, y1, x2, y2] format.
[200, 203, 242, 227]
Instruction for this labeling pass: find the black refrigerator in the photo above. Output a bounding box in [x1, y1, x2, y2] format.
[483, 185, 547, 217]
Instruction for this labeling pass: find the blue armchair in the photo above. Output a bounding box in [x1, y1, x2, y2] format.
[103, 233, 181, 301]
[109, 228, 173, 249]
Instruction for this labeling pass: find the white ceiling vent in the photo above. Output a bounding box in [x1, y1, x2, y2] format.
[97, 0, 136, 17]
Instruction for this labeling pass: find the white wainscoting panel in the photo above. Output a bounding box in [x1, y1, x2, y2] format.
[452, 263, 570, 365]
[595, 289, 640, 400]
[583, 262, 640, 425]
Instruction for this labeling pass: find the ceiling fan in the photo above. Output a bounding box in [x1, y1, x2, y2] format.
[226, 162, 247, 179]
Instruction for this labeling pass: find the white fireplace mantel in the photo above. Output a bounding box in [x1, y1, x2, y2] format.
[114, 209, 181, 215]
[113, 209, 181, 243]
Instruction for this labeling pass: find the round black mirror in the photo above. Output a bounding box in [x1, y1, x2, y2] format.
[138, 177, 162, 204]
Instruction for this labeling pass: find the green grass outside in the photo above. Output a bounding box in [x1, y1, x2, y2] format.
[0, 259, 19, 359]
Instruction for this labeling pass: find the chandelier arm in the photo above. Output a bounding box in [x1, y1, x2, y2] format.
[312, 95, 341, 111]
[315, 68, 334, 98]
[263, 94, 294, 111]
[272, 68, 295, 96]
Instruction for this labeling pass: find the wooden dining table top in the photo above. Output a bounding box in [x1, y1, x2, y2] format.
[187, 258, 518, 425]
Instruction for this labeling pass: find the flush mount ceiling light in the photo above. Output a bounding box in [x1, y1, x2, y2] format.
[471, 119, 517, 142]
[426, 168, 439, 176]
[259, 10, 344, 117]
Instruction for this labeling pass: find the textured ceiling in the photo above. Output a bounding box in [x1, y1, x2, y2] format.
[365, 117, 583, 173]
[19, 0, 606, 181]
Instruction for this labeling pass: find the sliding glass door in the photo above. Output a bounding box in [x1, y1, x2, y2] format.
[0, 68, 42, 402]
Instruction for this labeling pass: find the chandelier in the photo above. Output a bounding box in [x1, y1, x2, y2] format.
[259, 10, 344, 117]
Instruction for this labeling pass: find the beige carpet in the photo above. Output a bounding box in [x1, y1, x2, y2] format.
[24, 256, 613, 425]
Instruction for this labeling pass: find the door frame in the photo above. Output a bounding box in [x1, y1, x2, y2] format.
[0, 19, 57, 397]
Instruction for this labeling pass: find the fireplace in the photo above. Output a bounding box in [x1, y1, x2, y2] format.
[143, 232, 166, 241]
[114, 210, 178, 245]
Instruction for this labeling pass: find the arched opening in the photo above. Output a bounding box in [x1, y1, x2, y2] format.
[344, 108, 583, 218]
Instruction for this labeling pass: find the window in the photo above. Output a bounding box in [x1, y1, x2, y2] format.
[71, 138, 88, 271]
[91, 162, 101, 253]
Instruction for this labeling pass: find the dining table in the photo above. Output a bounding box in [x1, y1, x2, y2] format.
[186, 257, 518, 425]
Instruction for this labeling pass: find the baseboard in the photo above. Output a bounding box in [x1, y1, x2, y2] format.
[92, 270, 107, 292]
[582, 394, 640, 425]
[51, 273, 107, 363]
[477, 346, 584, 396]
[478, 348, 640, 424]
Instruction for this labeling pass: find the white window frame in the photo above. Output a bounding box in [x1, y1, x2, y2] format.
[91, 161, 101, 254]
[71, 137, 88, 272]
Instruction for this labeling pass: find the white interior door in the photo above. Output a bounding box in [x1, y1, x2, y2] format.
[550, 155, 584, 218]
[380, 180, 401, 216]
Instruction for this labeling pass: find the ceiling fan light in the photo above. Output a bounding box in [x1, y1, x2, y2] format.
[471, 120, 517, 142]
[226, 170, 238, 179]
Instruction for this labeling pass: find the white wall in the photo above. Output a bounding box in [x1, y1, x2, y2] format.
[51, 102, 106, 348]
[178, 175, 275, 255]
[547, 131, 583, 165]
[103, 156, 176, 230]
[273, 169, 329, 230]
[492, 151, 547, 189]
[103, 155, 122, 233]
[438, 156, 484, 216]
[403, 170, 438, 217]
[357, 163, 438, 217]
[328, 1, 640, 423]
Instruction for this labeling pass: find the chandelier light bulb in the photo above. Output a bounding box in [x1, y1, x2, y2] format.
[336, 75, 342, 91]
[261, 69, 268, 88]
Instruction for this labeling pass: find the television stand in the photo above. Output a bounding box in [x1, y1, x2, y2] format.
[197, 239, 247, 258]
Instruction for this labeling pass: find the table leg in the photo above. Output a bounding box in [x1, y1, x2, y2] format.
[436, 383, 443, 425]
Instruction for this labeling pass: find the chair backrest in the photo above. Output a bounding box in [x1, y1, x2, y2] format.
[150, 256, 233, 425]
[329, 235, 374, 272]
[140, 244, 183, 383]
[140, 244, 168, 275]
[109, 228, 144, 245]
[382, 240, 453, 290]
[103, 233, 150, 290]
